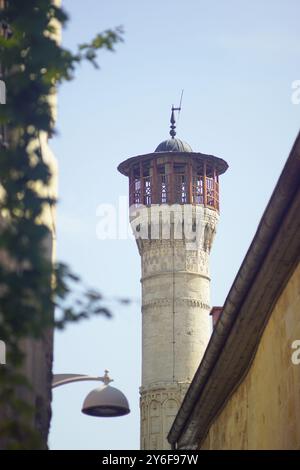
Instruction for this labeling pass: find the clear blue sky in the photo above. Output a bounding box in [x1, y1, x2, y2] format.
[49, 0, 300, 449]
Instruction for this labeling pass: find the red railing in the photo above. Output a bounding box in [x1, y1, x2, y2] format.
[129, 176, 152, 206]
[129, 173, 219, 210]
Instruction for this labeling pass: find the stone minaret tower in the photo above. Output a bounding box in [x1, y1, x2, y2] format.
[118, 109, 228, 450]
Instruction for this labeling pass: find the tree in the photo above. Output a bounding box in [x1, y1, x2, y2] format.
[0, 0, 123, 449]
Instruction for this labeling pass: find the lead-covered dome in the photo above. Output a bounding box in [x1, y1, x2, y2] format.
[155, 138, 192, 153]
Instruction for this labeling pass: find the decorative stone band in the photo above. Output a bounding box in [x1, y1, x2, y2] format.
[142, 298, 211, 312]
[140, 243, 211, 277]
[141, 271, 210, 282]
[140, 381, 191, 395]
[140, 382, 191, 450]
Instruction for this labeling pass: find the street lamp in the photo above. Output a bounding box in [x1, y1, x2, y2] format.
[52, 369, 130, 418]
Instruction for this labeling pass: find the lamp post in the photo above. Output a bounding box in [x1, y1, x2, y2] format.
[52, 369, 130, 417]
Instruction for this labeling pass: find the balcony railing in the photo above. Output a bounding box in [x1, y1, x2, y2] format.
[129, 174, 219, 210]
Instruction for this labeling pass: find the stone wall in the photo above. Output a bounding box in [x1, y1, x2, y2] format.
[200, 262, 300, 450]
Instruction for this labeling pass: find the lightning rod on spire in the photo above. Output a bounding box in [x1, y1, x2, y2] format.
[169, 89, 184, 139]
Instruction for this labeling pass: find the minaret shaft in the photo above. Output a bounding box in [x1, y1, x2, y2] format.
[136, 206, 218, 449]
[117, 126, 228, 450]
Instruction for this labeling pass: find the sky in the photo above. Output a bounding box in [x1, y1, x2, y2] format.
[49, 0, 300, 450]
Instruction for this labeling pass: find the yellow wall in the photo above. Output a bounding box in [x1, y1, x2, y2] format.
[201, 262, 300, 450]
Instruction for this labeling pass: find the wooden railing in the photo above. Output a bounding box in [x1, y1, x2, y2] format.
[129, 174, 219, 210]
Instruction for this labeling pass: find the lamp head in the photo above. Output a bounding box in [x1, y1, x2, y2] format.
[81, 384, 130, 418]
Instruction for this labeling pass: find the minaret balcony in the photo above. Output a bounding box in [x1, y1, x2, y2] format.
[120, 153, 227, 212]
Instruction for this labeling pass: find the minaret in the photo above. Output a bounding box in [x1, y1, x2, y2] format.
[118, 109, 228, 450]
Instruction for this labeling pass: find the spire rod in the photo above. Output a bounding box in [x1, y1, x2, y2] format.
[169, 90, 184, 139]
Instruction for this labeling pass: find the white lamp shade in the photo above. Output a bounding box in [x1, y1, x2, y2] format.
[81, 385, 130, 417]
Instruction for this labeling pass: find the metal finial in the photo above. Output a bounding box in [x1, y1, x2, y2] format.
[169, 90, 184, 139]
[170, 107, 176, 139]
